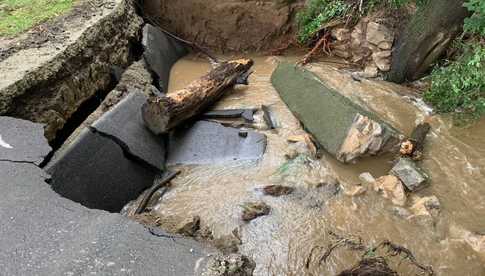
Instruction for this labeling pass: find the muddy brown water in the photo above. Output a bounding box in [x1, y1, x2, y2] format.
[132, 55, 485, 275]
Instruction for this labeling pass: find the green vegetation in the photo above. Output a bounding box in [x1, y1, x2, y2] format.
[296, 0, 351, 43]
[296, 0, 426, 44]
[464, 0, 485, 36]
[0, 0, 75, 37]
[423, 0, 485, 122]
[424, 45, 485, 121]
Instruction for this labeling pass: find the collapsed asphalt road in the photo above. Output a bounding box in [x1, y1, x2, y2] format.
[0, 116, 216, 275]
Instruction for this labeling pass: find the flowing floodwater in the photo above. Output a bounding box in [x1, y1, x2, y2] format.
[137, 55, 485, 275]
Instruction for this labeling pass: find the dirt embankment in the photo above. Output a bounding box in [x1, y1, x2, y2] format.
[156, 0, 304, 52]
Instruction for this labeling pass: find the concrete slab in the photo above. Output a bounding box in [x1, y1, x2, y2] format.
[46, 128, 156, 212]
[0, 160, 213, 276]
[271, 63, 399, 163]
[0, 116, 51, 165]
[92, 92, 166, 170]
[167, 121, 267, 165]
[142, 24, 188, 93]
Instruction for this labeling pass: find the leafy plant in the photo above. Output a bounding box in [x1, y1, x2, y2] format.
[296, 0, 350, 43]
[424, 45, 485, 121]
[464, 0, 485, 36]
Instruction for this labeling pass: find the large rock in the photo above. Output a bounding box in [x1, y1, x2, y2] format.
[271, 63, 400, 163]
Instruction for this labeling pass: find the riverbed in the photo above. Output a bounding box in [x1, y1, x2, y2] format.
[133, 54, 485, 275]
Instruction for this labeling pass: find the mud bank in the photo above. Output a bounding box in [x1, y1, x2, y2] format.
[0, 0, 142, 141]
[154, 0, 304, 52]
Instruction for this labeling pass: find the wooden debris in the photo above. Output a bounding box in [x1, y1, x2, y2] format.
[134, 170, 180, 215]
[400, 123, 431, 160]
[142, 59, 254, 134]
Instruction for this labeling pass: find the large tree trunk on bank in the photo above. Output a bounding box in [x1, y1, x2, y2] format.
[142, 59, 254, 134]
[387, 0, 471, 83]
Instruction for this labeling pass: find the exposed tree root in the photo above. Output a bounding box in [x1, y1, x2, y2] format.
[299, 32, 332, 65]
[306, 231, 434, 275]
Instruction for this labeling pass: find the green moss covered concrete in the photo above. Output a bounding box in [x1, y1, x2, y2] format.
[271, 62, 397, 157]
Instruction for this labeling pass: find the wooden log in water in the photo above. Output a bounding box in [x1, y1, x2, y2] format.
[142, 58, 254, 134]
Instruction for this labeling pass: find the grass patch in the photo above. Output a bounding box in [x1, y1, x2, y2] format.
[424, 44, 485, 122]
[0, 0, 75, 37]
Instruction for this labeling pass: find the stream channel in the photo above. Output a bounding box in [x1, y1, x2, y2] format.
[126, 54, 485, 275]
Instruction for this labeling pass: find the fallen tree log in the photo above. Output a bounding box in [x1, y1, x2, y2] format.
[142, 59, 254, 134]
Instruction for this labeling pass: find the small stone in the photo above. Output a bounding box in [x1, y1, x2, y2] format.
[262, 185, 294, 197]
[362, 64, 379, 78]
[359, 172, 376, 185]
[284, 149, 299, 160]
[333, 49, 352, 59]
[176, 215, 201, 237]
[345, 185, 367, 196]
[238, 131, 248, 138]
[332, 42, 350, 52]
[203, 253, 255, 276]
[373, 175, 407, 206]
[391, 206, 412, 218]
[241, 202, 270, 222]
[378, 41, 393, 50]
[331, 28, 350, 41]
[409, 195, 440, 218]
[390, 158, 428, 191]
[366, 22, 394, 45]
[372, 50, 392, 59]
[372, 51, 392, 72]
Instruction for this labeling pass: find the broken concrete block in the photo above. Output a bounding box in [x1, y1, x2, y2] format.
[373, 175, 407, 206]
[45, 128, 156, 212]
[390, 158, 428, 191]
[167, 121, 267, 165]
[91, 92, 166, 170]
[142, 24, 188, 93]
[0, 117, 51, 165]
[271, 63, 400, 163]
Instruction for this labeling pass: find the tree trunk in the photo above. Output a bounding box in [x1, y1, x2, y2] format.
[142, 59, 254, 134]
[387, 0, 471, 83]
